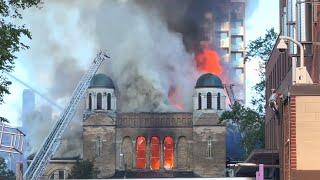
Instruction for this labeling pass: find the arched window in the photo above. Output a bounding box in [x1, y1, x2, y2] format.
[198, 93, 202, 110]
[136, 136, 147, 169]
[97, 93, 102, 110]
[122, 137, 133, 169]
[150, 137, 160, 170]
[95, 136, 102, 157]
[88, 93, 92, 110]
[164, 136, 174, 170]
[207, 92, 212, 109]
[49, 169, 68, 179]
[177, 137, 188, 168]
[207, 136, 213, 158]
[217, 93, 221, 110]
[107, 93, 111, 110]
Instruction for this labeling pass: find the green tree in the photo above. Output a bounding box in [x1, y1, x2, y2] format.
[220, 28, 278, 158]
[0, 157, 15, 179]
[68, 159, 99, 179]
[220, 102, 264, 157]
[247, 28, 278, 114]
[0, 0, 42, 123]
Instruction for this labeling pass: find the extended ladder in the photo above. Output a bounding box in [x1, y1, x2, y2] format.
[24, 50, 110, 180]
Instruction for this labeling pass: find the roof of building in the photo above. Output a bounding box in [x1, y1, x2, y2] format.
[235, 149, 279, 177]
[195, 73, 223, 88]
[89, 73, 114, 89]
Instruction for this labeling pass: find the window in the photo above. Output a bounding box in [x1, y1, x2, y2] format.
[49, 170, 68, 179]
[97, 93, 102, 110]
[164, 136, 174, 170]
[95, 136, 102, 157]
[231, 36, 244, 50]
[177, 137, 188, 168]
[220, 32, 229, 40]
[217, 93, 221, 110]
[231, 52, 244, 67]
[220, 32, 229, 48]
[122, 137, 133, 169]
[231, 21, 243, 35]
[198, 93, 202, 110]
[107, 93, 111, 110]
[207, 92, 212, 109]
[88, 93, 92, 110]
[150, 137, 160, 170]
[136, 136, 147, 169]
[207, 136, 213, 158]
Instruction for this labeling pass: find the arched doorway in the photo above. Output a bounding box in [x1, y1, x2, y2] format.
[164, 136, 174, 170]
[150, 136, 160, 170]
[177, 137, 188, 169]
[122, 137, 133, 169]
[136, 136, 147, 169]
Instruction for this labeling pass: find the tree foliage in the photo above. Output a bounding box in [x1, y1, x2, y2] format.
[0, 0, 41, 122]
[247, 28, 278, 114]
[0, 157, 15, 179]
[220, 102, 264, 157]
[68, 159, 99, 179]
[220, 28, 278, 158]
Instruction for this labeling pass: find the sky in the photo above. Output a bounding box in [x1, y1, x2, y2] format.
[0, 0, 279, 127]
[245, 0, 279, 107]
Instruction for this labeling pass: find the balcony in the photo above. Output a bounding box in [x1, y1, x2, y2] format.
[222, 54, 230, 63]
[220, 39, 230, 48]
[220, 22, 230, 32]
[232, 59, 244, 68]
[231, 42, 245, 51]
[231, 27, 244, 36]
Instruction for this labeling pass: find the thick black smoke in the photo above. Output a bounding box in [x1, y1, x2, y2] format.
[135, 0, 256, 53]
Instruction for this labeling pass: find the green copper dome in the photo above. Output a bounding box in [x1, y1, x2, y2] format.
[195, 73, 223, 88]
[89, 74, 114, 89]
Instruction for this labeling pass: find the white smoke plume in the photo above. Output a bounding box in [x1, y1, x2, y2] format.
[20, 0, 258, 157]
[21, 0, 197, 157]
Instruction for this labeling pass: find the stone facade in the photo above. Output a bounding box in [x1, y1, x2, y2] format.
[42, 73, 227, 178]
[80, 112, 225, 178]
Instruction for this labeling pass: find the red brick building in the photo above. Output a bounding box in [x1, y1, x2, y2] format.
[237, 1, 320, 179]
[264, 0, 320, 179]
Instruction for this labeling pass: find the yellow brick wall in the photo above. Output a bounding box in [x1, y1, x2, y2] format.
[296, 96, 320, 170]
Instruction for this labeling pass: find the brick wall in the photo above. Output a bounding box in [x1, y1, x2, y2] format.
[290, 96, 297, 170]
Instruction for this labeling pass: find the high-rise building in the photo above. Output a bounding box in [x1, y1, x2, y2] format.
[215, 0, 246, 103]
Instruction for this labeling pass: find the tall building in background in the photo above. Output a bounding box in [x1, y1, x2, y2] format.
[215, 0, 246, 104]
[21, 89, 35, 127]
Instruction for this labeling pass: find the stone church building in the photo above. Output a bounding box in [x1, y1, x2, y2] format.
[42, 73, 227, 179]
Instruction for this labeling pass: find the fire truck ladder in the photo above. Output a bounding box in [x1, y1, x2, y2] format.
[24, 50, 110, 180]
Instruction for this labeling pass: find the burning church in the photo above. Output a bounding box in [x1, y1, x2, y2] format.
[40, 72, 227, 179]
[23, 0, 249, 178]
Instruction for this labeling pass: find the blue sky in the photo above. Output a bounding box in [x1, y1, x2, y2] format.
[0, 0, 279, 126]
[245, 0, 279, 106]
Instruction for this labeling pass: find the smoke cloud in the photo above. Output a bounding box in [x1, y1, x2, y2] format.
[19, 0, 258, 157]
[21, 0, 197, 157]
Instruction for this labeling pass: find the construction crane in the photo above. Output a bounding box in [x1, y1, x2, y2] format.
[24, 50, 110, 180]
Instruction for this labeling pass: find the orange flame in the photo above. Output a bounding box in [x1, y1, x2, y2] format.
[164, 136, 174, 170]
[195, 48, 223, 77]
[150, 137, 160, 170]
[168, 86, 184, 110]
[136, 136, 147, 169]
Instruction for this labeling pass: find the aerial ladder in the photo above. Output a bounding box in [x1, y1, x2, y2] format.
[24, 50, 110, 180]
